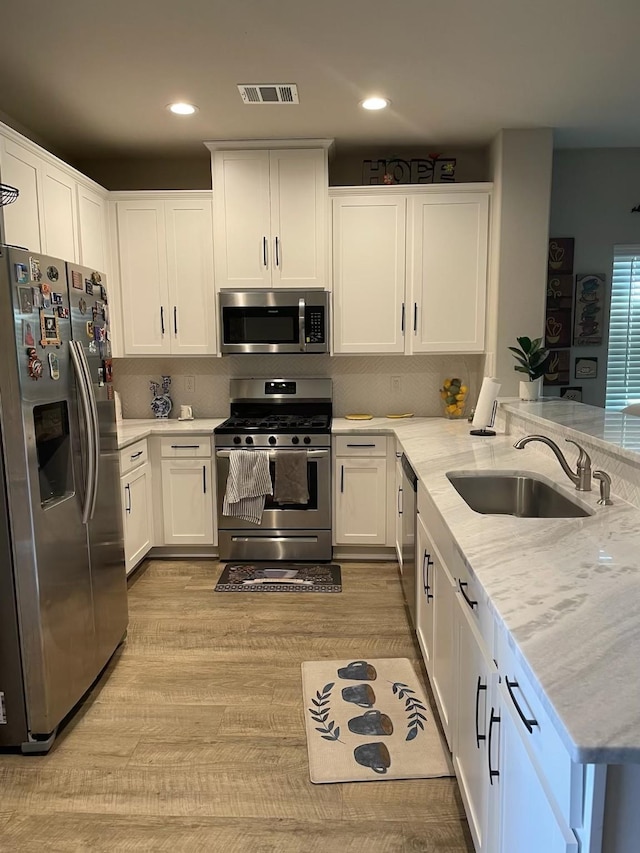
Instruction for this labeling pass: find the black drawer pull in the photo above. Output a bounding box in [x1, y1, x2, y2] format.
[475, 676, 487, 748]
[459, 580, 478, 610]
[505, 678, 539, 734]
[346, 443, 376, 448]
[170, 444, 201, 449]
[130, 450, 143, 460]
[487, 708, 500, 785]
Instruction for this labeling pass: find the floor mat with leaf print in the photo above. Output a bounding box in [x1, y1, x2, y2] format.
[301, 658, 453, 783]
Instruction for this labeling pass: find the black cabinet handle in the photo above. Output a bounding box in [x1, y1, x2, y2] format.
[347, 443, 376, 448]
[340, 464, 344, 493]
[263, 236, 268, 268]
[487, 708, 500, 785]
[475, 676, 487, 748]
[397, 486, 403, 515]
[413, 302, 418, 333]
[505, 678, 539, 734]
[275, 235, 280, 267]
[125, 483, 131, 514]
[160, 306, 165, 334]
[170, 444, 201, 449]
[459, 580, 478, 610]
[401, 302, 405, 333]
[203, 465, 207, 494]
[422, 550, 433, 601]
[174, 306, 178, 335]
[130, 451, 143, 460]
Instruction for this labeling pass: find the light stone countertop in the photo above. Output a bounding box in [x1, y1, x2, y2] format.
[116, 418, 226, 449]
[335, 414, 640, 765]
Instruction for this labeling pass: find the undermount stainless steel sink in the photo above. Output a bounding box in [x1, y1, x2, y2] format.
[446, 472, 591, 518]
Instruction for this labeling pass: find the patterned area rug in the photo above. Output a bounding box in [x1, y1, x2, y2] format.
[215, 562, 341, 593]
[302, 658, 453, 783]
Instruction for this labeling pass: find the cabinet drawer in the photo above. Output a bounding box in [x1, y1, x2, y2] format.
[496, 627, 582, 827]
[334, 435, 387, 456]
[451, 546, 495, 657]
[159, 436, 212, 457]
[119, 439, 148, 475]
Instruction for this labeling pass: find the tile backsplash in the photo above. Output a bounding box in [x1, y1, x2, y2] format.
[113, 354, 484, 420]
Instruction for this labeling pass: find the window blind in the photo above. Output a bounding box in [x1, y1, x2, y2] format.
[605, 245, 640, 410]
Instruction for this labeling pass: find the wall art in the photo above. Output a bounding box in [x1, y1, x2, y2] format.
[560, 386, 583, 402]
[547, 238, 575, 275]
[363, 155, 456, 185]
[574, 274, 605, 345]
[545, 309, 572, 347]
[544, 349, 570, 386]
[575, 357, 598, 379]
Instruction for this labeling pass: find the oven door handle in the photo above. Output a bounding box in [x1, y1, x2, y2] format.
[298, 297, 306, 352]
[216, 449, 329, 459]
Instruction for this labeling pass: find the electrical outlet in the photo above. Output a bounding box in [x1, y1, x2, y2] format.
[184, 375, 195, 394]
[391, 376, 402, 394]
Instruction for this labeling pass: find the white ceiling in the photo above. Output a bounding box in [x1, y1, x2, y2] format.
[1, 0, 639, 160]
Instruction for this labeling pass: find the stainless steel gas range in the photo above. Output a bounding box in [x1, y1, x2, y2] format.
[214, 378, 332, 562]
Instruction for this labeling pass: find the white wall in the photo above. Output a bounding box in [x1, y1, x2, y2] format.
[549, 148, 640, 407]
[486, 128, 554, 395]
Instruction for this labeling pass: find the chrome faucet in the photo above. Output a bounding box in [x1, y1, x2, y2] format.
[513, 434, 592, 491]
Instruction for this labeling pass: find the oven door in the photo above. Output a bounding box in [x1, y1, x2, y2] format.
[215, 448, 331, 530]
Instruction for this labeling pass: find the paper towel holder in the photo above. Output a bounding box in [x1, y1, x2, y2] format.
[470, 400, 498, 437]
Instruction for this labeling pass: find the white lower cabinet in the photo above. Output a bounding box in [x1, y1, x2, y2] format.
[160, 458, 214, 545]
[156, 437, 215, 546]
[454, 597, 496, 853]
[492, 682, 578, 853]
[394, 451, 404, 566]
[415, 511, 434, 672]
[333, 436, 388, 546]
[120, 460, 153, 575]
[430, 544, 457, 749]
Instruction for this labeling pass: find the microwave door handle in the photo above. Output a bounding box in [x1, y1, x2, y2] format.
[298, 297, 306, 352]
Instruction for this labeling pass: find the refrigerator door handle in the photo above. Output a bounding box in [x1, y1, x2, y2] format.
[69, 341, 96, 525]
[75, 342, 100, 521]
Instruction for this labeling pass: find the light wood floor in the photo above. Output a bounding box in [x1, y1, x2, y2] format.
[0, 560, 473, 852]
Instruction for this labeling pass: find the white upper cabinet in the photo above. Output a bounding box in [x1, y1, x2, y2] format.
[77, 184, 108, 271]
[115, 194, 215, 356]
[1, 136, 43, 252]
[212, 147, 329, 290]
[408, 192, 489, 353]
[332, 195, 406, 353]
[330, 186, 490, 355]
[0, 125, 109, 266]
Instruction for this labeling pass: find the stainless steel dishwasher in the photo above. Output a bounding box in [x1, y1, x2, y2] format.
[399, 454, 418, 626]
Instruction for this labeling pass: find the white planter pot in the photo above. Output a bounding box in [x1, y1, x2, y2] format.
[519, 378, 542, 401]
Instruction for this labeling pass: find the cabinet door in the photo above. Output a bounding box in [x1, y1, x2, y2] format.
[415, 512, 435, 673]
[77, 184, 108, 271]
[117, 200, 171, 354]
[269, 149, 327, 289]
[409, 193, 488, 353]
[41, 162, 79, 261]
[121, 464, 152, 575]
[165, 198, 215, 354]
[212, 150, 271, 288]
[334, 457, 387, 545]
[0, 135, 43, 251]
[431, 552, 457, 748]
[495, 685, 578, 853]
[332, 195, 406, 353]
[160, 459, 214, 545]
[395, 454, 404, 566]
[455, 599, 495, 853]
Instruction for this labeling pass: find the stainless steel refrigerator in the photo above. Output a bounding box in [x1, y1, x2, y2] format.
[0, 246, 127, 753]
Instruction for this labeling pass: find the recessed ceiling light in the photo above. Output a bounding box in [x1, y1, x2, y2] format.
[167, 102, 199, 116]
[361, 96, 390, 111]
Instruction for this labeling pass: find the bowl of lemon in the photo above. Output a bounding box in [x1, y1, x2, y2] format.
[440, 378, 468, 419]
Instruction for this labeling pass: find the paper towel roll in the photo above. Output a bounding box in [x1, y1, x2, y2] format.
[472, 378, 501, 429]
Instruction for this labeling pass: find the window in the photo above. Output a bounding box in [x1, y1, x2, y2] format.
[605, 246, 640, 410]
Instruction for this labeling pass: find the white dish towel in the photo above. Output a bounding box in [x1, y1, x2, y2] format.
[223, 450, 273, 524]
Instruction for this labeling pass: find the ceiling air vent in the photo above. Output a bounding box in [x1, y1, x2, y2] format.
[238, 84, 299, 105]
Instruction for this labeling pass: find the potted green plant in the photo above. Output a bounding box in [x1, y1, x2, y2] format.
[509, 336, 549, 401]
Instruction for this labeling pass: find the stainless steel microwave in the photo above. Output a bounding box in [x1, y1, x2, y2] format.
[219, 290, 329, 354]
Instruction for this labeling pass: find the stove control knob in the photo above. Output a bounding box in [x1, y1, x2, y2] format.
[245, 436, 254, 445]
[303, 436, 311, 445]
[268, 436, 277, 445]
[291, 436, 300, 445]
[233, 436, 241, 445]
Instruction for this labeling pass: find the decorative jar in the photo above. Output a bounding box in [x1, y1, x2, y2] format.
[440, 377, 468, 418]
